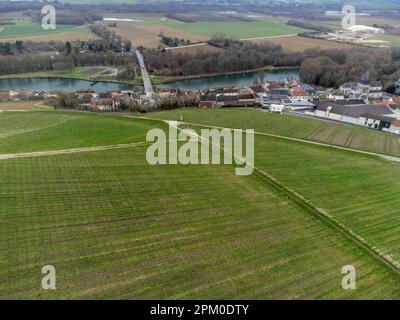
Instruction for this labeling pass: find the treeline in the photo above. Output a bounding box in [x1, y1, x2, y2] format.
[0, 52, 134, 76]
[89, 26, 132, 52]
[373, 24, 400, 36]
[287, 19, 333, 33]
[23, 8, 103, 26]
[0, 41, 24, 55]
[156, 97, 199, 111]
[144, 41, 299, 77]
[144, 39, 400, 90]
[299, 48, 400, 89]
[160, 35, 192, 47]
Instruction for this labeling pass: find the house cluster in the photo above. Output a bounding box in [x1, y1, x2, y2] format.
[339, 80, 384, 100]
[260, 80, 319, 112]
[76, 91, 123, 111]
[197, 76, 400, 135]
[75, 88, 180, 111]
[199, 87, 259, 108]
[198, 79, 319, 111]
[308, 97, 400, 135]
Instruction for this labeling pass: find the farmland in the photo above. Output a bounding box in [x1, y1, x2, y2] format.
[0, 27, 97, 42]
[147, 107, 400, 264]
[161, 21, 307, 39]
[101, 12, 307, 48]
[2, 110, 400, 298]
[145, 108, 400, 157]
[249, 35, 360, 52]
[0, 18, 97, 42]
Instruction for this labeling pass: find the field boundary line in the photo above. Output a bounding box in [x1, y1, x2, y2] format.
[241, 34, 297, 41]
[168, 120, 400, 276]
[0, 141, 152, 160]
[137, 116, 400, 162]
[164, 42, 208, 50]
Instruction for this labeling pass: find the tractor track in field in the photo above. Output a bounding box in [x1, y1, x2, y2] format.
[0, 141, 152, 160]
[165, 119, 400, 277]
[135, 116, 400, 163]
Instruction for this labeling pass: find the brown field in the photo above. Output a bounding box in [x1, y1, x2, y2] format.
[103, 21, 207, 48]
[0, 11, 25, 19]
[249, 35, 361, 52]
[0, 101, 51, 111]
[0, 27, 98, 42]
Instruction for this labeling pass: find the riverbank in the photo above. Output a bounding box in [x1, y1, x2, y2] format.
[159, 65, 300, 84]
[0, 65, 299, 87]
[0, 66, 146, 85]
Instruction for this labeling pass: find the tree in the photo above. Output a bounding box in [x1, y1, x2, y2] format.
[65, 41, 72, 55]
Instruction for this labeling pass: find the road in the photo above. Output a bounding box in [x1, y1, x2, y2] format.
[135, 50, 154, 99]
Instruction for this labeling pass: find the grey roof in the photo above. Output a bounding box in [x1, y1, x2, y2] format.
[200, 94, 216, 102]
[317, 99, 365, 111]
[217, 95, 239, 102]
[319, 103, 394, 118]
[370, 81, 382, 87]
[301, 84, 316, 91]
[340, 82, 358, 89]
[359, 113, 394, 122]
[291, 100, 315, 107]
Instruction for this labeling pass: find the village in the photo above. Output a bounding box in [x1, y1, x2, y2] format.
[2, 72, 400, 135]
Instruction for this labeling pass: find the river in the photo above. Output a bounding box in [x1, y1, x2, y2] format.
[157, 68, 300, 90]
[0, 78, 135, 92]
[0, 68, 299, 92]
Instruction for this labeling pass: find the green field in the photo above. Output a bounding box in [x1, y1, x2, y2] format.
[145, 108, 400, 157]
[0, 20, 80, 39]
[161, 20, 307, 39]
[2, 110, 400, 299]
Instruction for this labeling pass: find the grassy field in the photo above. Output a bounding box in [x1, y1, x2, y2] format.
[252, 133, 400, 264]
[248, 35, 360, 52]
[2, 111, 400, 299]
[0, 19, 82, 39]
[0, 16, 97, 42]
[146, 108, 400, 266]
[0, 101, 51, 111]
[0, 112, 156, 154]
[370, 34, 400, 47]
[145, 109, 400, 157]
[162, 21, 307, 39]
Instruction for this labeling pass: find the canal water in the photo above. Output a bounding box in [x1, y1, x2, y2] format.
[0, 68, 299, 92]
[157, 68, 300, 90]
[0, 78, 135, 92]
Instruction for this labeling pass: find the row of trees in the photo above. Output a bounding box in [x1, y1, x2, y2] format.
[89, 26, 132, 52]
[0, 52, 135, 76]
[287, 20, 334, 33]
[159, 35, 192, 48]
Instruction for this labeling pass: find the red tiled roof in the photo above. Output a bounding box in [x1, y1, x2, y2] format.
[292, 90, 310, 97]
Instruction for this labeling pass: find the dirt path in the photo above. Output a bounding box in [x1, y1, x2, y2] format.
[164, 42, 208, 51]
[0, 141, 151, 160]
[241, 34, 298, 41]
